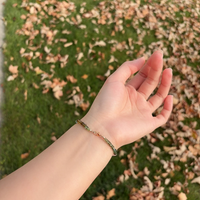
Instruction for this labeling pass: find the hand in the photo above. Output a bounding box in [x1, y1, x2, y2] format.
[84, 50, 173, 149]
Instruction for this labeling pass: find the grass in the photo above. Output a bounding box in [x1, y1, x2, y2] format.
[1, 0, 200, 199]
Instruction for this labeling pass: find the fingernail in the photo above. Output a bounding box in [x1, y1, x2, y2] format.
[155, 49, 163, 57]
[168, 68, 173, 74]
[136, 56, 145, 61]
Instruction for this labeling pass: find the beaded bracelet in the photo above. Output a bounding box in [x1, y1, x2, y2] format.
[75, 119, 117, 156]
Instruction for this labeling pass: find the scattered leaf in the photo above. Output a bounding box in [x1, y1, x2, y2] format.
[108, 65, 114, 70]
[96, 75, 105, 81]
[53, 88, 63, 100]
[24, 90, 27, 101]
[106, 188, 115, 200]
[178, 192, 187, 200]
[7, 75, 15, 81]
[104, 69, 110, 77]
[66, 75, 77, 83]
[92, 195, 105, 200]
[94, 40, 106, 47]
[108, 55, 118, 63]
[9, 65, 18, 74]
[191, 176, 200, 184]
[37, 115, 41, 124]
[64, 42, 73, 47]
[32, 82, 39, 89]
[80, 101, 90, 111]
[21, 152, 29, 159]
[81, 74, 88, 79]
[51, 136, 57, 142]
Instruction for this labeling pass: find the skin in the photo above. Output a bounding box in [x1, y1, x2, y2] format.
[0, 50, 173, 200]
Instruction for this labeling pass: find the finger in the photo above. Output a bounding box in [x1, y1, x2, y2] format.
[148, 68, 172, 111]
[126, 57, 150, 89]
[154, 95, 173, 126]
[107, 57, 145, 84]
[137, 51, 163, 99]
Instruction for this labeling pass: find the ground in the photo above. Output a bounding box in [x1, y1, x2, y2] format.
[1, 0, 200, 199]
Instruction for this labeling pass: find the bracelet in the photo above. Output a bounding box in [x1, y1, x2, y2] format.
[75, 119, 117, 156]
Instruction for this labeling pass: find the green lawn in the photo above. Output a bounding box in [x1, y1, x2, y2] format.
[1, 0, 200, 199]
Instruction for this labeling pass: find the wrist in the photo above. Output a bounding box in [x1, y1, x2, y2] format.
[81, 114, 118, 155]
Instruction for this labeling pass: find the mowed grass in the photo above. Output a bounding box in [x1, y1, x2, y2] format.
[1, 0, 200, 199]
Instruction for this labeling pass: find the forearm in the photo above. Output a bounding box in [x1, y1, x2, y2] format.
[0, 117, 113, 200]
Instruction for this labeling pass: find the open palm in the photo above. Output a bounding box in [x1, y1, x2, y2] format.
[85, 50, 173, 149]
